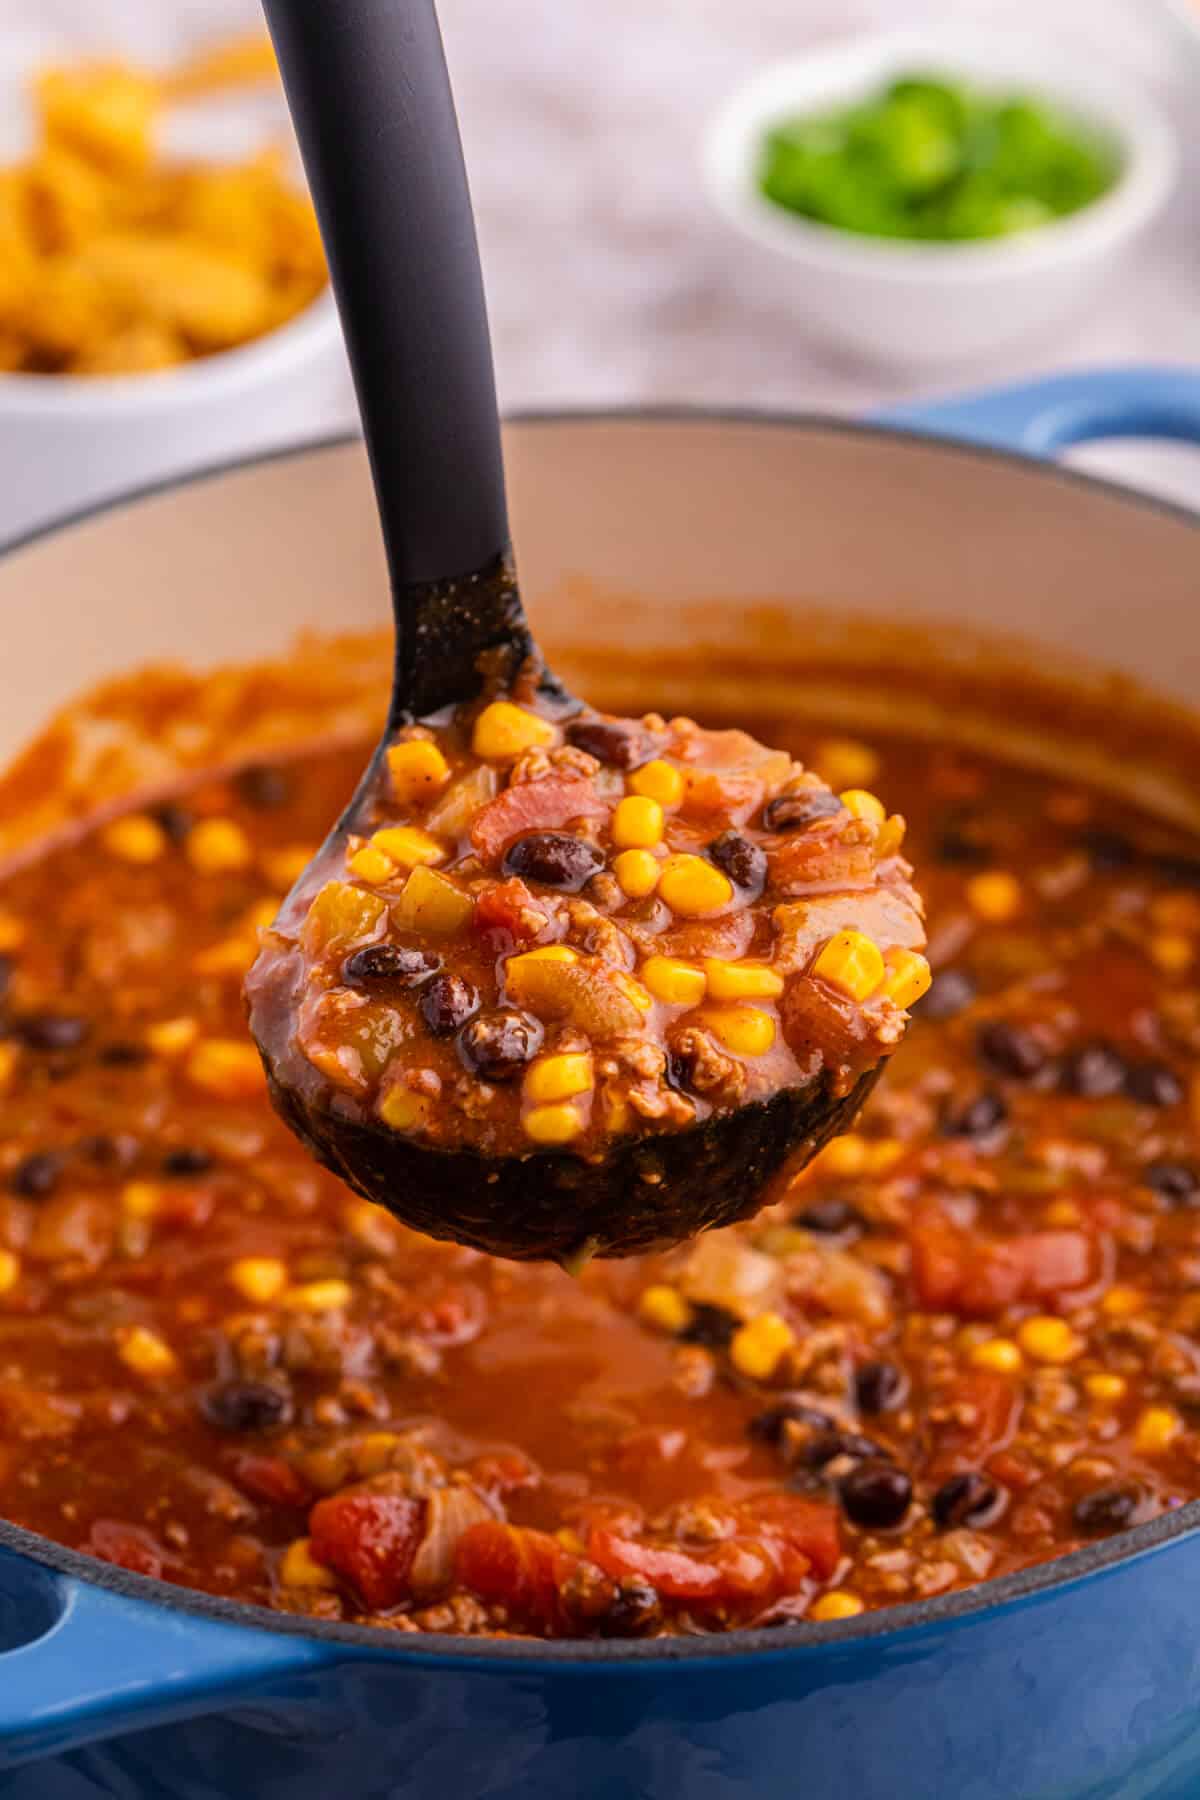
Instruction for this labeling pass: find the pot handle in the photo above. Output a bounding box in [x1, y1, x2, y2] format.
[0, 1553, 328, 1768]
[878, 366, 1200, 458]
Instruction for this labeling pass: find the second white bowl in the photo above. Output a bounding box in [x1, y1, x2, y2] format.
[703, 28, 1178, 368]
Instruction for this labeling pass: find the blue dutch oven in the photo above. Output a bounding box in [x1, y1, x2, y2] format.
[0, 366, 1199, 1799]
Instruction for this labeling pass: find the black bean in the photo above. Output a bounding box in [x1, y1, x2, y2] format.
[344, 945, 442, 988]
[934, 814, 992, 866]
[600, 1580, 662, 1638]
[932, 1471, 1006, 1531]
[502, 832, 604, 893]
[79, 1133, 140, 1170]
[98, 1041, 150, 1067]
[162, 1146, 215, 1177]
[420, 975, 480, 1038]
[976, 1020, 1049, 1082]
[855, 1360, 908, 1415]
[1125, 1062, 1184, 1108]
[942, 1090, 1008, 1140]
[919, 968, 976, 1022]
[153, 803, 193, 844]
[763, 789, 842, 833]
[235, 764, 292, 810]
[1152, 853, 1200, 889]
[1072, 1485, 1139, 1534]
[1144, 1162, 1199, 1204]
[1079, 828, 1136, 872]
[14, 1013, 90, 1052]
[199, 1380, 292, 1434]
[1060, 1042, 1128, 1099]
[565, 717, 652, 770]
[839, 1460, 912, 1530]
[457, 1008, 541, 1082]
[10, 1151, 62, 1198]
[796, 1196, 865, 1236]
[707, 831, 767, 893]
[681, 1302, 738, 1349]
[747, 1399, 834, 1445]
[797, 1429, 888, 1472]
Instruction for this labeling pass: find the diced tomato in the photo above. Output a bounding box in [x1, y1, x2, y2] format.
[309, 1478, 426, 1611]
[587, 1529, 726, 1601]
[739, 1493, 842, 1582]
[414, 1281, 487, 1346]
[932, 1370, 1022, 1475]
[467, 1450, 541, 1500]
[910, 1205, 1094, 1318]
[470, 777, 606, 864]
[473, 878, 548, 947]
[455, 1521, 585, 1634]
[87, 1519, 166, 1579]
[231, 1453, 310, 1509]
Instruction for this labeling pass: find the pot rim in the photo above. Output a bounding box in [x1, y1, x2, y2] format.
[1, 406, 1196, 1666]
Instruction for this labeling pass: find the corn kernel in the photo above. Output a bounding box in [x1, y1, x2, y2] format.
[879, 948, 932, 1010]
[101, 814, 167, 864]
[369, 826, 446, 869]
[282, 1280, 352, 1314]
[969, 1337, 1023, 1374]
[378, 1086, 432, 1132]
[613, 848, 661, 899]
[0, 1250, 20, 1296]
[472, 701, 556, 760]
[392, 866, 474, 936]
[1150, 933, 1194, 976]
[187, 819, 253, 875]
[261, 846, 317, 890]
[347, 844, 397, 884]
[812, 929, 885, 1002]
[810, 1591, 865, 1622]
[524, 1102, 585, 1145]
[864, 1138, 904, 1175]
[612, 795, 664, 850]
[703, 959, 784, 1001]
[642, 955, 707, 1006]
[511, 945, 579, 965]
[230, 1257, 288, 1304]
[1017, 1316, 1083, 1365]
[815, 1134, 870, 1178]
[525, 1053, 594, 1104]
[0, 912, 25, 953]
[965, 871, 1022, 923]
[1101, 1286, 1142, 1318]
[638, 1284, 694, 1335]
[1084, 1372, 1127, 1404]
[117, 1325, 178, 1378]
[701, 1005, 776, 1057]
[814, 738, 879, 791]
[658, 854, 733, 917]
[121, 1181, 163, 1220]
[185, 1039, 263, 1101]
[875, 815, 907, 859]
[839, 789, 887, 827]
[1043, 1199, 1082, 1228]
[386, 738, 451, 807]
[355, 1432, 402, 1475]
[629, 760, 684, 808]
[1134, 1405, 1182, 1455]
[730, 1311, 796, 1380]
[147, 1016, 198, 1057]
[280, 1537, 338, 1590]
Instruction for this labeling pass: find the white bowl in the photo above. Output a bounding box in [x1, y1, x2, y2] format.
[703, 27, 1178, 367]
[0, 294, 355, 545]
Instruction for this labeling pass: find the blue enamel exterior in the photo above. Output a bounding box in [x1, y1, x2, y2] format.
[2, 364, 1200, 1799]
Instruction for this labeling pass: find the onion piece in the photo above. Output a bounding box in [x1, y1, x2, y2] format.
[408, 1484, 498, 1600]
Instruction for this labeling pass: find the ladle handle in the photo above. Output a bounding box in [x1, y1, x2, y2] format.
[262, 0, 510, 600]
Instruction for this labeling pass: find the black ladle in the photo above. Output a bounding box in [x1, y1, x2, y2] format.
[250, 0, 882, 1264]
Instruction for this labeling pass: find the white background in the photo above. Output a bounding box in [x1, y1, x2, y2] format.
[10, 0, 1200, 500]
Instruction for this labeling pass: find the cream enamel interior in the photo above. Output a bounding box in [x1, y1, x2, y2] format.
[0, 418, 1195, 817]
